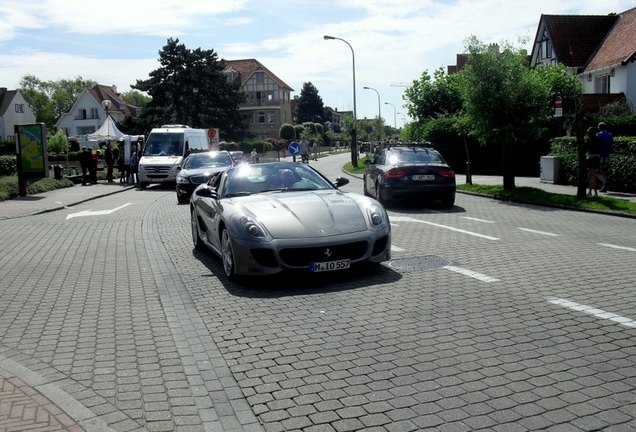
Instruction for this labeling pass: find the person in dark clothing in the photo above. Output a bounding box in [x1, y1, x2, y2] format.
[585, 127, 602, 197]
[117, 151, 127, 183]
[79, 147, 92, 186]
[105, 143, 115, 183]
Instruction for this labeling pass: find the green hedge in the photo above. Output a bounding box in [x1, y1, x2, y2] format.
[548, 136, 636, 193]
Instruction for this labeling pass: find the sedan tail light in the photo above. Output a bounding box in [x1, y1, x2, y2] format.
[386, 169, 408, 179]
[438, 169, 455, 178]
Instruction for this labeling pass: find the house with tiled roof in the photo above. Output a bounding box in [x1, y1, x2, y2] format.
[222, 59, 294, 140]
[0, 88, 36, 141]
[530, 7, 636, 112]
[55, 83, 140, 143]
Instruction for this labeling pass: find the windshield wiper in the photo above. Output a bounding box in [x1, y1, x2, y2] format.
[226, 191, 253, 197]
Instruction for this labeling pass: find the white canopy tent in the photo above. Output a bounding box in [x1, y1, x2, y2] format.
[86, 116, 125, 142]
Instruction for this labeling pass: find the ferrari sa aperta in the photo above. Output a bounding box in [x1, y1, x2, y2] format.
[190, 162, 391, 279]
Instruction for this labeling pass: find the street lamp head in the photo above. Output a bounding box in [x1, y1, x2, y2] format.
[363, 86, 370, 89]
[323, 35, 335, 40]
[101, 99, 111, 111]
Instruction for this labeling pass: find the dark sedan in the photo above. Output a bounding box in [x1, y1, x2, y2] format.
[363, 143, 456, 207]
[176, 151, 234, 203]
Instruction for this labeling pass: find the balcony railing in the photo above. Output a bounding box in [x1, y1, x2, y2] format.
[242, 100, 284, 108]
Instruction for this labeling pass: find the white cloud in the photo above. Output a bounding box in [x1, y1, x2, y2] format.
[1, 0, 635, 120]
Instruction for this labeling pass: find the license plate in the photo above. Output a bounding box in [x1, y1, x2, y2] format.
[412, 174, 435, 181]
[310, 259, 350, 273]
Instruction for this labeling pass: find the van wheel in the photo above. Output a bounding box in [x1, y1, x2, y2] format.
[140, 182, 147, 190]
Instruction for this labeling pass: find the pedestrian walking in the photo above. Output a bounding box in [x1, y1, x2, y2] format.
[597, 122, 613, 192]
[129, 145, 139, 184]
[585, 126, 602, 197]
[79, 146, 92, 185]
[299, 137, 310, 164]
[250, 148, 258, 163]
[311, 141, 318, 161]
[117, 151, 127, 184]
[105, 143, 115, 183]
[91, 149, 100, 184]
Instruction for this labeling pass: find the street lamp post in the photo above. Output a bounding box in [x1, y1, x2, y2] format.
[324, 35, 358, 167]
[101, 99, 112, 146]
[384, 102, 397, 129]
[397, 112, 406, 126]
[363, 86, 381, 141]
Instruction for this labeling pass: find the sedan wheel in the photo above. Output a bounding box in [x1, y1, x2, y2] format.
[191, 209, 205, 251]
[375, 184, 386, 205]
[221, 228, 236, 279]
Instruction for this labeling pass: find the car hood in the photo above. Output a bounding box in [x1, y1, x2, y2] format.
[180, 166, 228, 177]
[230, 191, 369, 238]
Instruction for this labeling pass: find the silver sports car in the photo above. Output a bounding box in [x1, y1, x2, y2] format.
[190, 162, 391, 279]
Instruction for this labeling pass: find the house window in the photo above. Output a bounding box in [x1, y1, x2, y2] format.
[15, 104, 25, 113]
[267, 91, 275, 102]
[268, 112, 276, 124]
[594, 74, 610, 94]
[77, 126, 96, 135]
[256, 72, 264, 83]
[257, 111, 266, 123]
[540, 29, 552, 60]
[226, 72, 238, 83]
[90, 108, 99, 119]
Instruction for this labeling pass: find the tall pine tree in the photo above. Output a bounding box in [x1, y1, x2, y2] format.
[295, 82, 325, 124]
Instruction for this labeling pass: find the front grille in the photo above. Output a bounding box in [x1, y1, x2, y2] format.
[250, 249, 278, 268]
[145, 166, 171, 174]
[279, 241, 368, 267]
[190, 175, 209, 184]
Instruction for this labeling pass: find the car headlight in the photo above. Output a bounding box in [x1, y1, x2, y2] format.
[240, 216, 269, 239]
[139, 165, 146, 172]
[367, 204, 388, 228]
[176, 175, 191, 184]
[171, 165, 181, 172]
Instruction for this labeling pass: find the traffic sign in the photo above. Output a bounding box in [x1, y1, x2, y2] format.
[288, 141, 300, 156]
[555, 96, 562, 108]
[555, 108, 563, 117]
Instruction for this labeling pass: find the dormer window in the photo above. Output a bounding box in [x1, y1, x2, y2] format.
[256, 72, 264, 83]
[226, 71, 238, 83]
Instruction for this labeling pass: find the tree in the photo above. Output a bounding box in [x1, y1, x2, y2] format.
[459, 36, 551, 190]
[296, 82, 325, 123]
[19, 75, 93, 130]
[47, 130, 70, 164]
[403, 67, 463, 121]
[133, 38, 248, 141]
[121, 90, 151, 109]
[279, 123, 296, 141]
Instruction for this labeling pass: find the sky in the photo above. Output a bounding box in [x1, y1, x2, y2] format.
[1, 0, 635, 125]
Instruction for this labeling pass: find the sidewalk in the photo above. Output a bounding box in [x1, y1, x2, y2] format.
[0, 181, 136, 220]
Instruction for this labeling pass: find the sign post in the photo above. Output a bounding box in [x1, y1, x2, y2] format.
[555, 96, 563, 117]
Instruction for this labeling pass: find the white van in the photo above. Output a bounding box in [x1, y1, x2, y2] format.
[138, 125, 214, 189]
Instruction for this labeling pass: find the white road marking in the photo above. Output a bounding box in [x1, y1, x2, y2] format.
[518, 227, 560, 237]
[391, 246, 405, 252]
[598, 243, 636, 252]
[66, 203, 132, 220]
[462, 217, 495, 223]
[390, 216, 499, 240]
[548, 297, 636, 328]
[444, 265, 499, 283]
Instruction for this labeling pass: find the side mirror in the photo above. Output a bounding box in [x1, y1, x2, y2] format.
[195, 187, 218, 199]
[334, 177, 350, 188]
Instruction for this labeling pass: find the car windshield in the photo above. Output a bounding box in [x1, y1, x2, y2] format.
[389, 150, 445, 165]
[143, 133, 183, 156]
[223, 163, 334, 197]
[184, 153, 233, 169]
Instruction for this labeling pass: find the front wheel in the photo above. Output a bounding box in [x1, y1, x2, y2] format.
[191, 209, 205, 251]
[139, 182, 147, 190]
[221, 228, 237, 280]
[375, 183, 386, 205]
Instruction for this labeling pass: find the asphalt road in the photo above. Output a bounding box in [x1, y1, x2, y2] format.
[1, 152, 635, 431]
